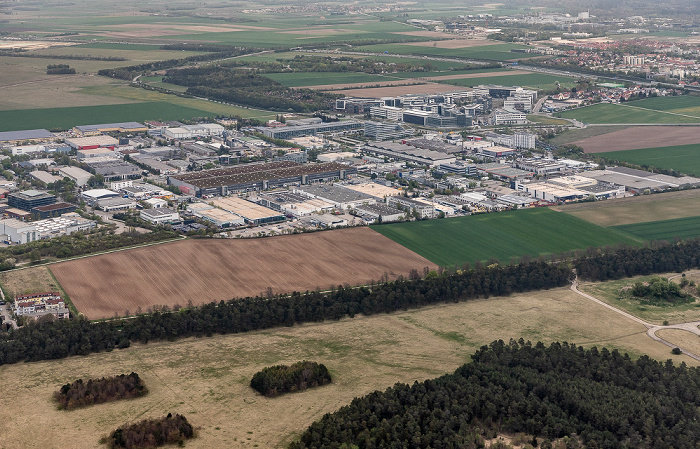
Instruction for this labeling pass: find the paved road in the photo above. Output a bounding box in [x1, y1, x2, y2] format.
[571, 279, 700, 362]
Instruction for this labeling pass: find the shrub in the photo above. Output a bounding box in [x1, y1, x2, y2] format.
[251, 361, 331, 397]
[54, 372, 147, 410]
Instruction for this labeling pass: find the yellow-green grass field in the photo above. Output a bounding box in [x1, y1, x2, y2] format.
[0, 286, 687, 449]
[656, 329, 700, 355]
[578, 273, 700, 325]
[557, 103, 700, 124]
[553, 190, 700, 227]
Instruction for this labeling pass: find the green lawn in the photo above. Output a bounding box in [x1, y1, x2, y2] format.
[371, 208, 638, 267]
[599, 144, 700, 176]
[557, 103, 700, 124]
[613, 216, 700, 242]
[0, 102, 223, 132]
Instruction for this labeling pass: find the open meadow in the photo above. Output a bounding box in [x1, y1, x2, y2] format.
[371, 208, 638, 268]
[626, 95, 700, 117]
[442, 72, 579, 90]
[50, 227, 436, 320]
[598, 143, 700, 177]
[557, 103, 700, 124]
[0, 286, 689, 448]
[613, 216, 700, 242]
[552, 190, 700, 227]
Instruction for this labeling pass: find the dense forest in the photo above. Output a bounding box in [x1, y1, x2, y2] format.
[0, 259, 571, 365]
[291, 339, 700, 449]
[104, 413, 194, 449]
[251, 361, 332, 397]
[54, 372, 148, 410]
[164, 67, 339, 112]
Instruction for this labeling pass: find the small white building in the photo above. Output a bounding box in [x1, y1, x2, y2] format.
[140, 208, 180, 225]
[144, 198, 167, 209]
[82, 188, 120, 206]
[110, 180, 133, 190]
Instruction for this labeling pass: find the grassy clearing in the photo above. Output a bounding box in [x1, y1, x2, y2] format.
[554, 190, 700, 227]
[578, 273, 700, 325]
[599, 143, 700, 176]
[548, 126, 629, 146]
[527, 115, 570, 125]
[0, 266, 62, 298]
[557, 103, 700, 124]
[443, 73, 578, 90]
[371, 208, 638, 268]
[656, 329, 700, 355]
[0, 286, 688, 448]
[613, 216, 700, 242]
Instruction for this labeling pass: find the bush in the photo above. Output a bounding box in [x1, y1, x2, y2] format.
[251, 361, 331, 397]
[672, 347, 683, 355]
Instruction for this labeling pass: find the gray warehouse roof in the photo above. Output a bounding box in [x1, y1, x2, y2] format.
[75, 122, 145, 133]
[0, 129, 54, 142]
[297, 185, 374, 204]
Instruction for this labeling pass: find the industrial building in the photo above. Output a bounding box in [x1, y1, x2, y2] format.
[341, 183, 401, 199]
[58, 166, 92, 186]
[66, 136, 119, 150]
[96, 197, 138, 212]
[516, 159, 567, 175]
[0, 219, 38, 244]
[211, 196, 285, 225]
[162, 123, 225, 140]
[354, 203, 405, 223]
[361, 142, 456, 166]
[295, 185, 376, 210]
[73, 122, 148, 136]
[8, 190, 56, 211]
[31, 202, 77, 219]
[257, 120, 362, 140]
[0, 129, 55, 145]
[168, 161, 356, 197]
[256, 191, 335, 217]
[33, 214, 96, 237]
[140, 208, 181, 225]
[439, 162, 478, 177]
[88, 160, 141, 181]
[187, 203, 244, 228]
[82, 189, 120, 206]
[489, 108, 528, 125]
[387, 196, 435, 218]
[30, 170, 61, 185]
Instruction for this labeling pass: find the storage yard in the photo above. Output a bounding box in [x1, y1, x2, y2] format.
[51, 227, 436, 319]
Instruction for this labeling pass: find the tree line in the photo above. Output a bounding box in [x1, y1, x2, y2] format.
[103, 413, 194, 449]
[0, 259, 572, 365]
[251, 361, 331, 397]
[54, 372, 148, 410]
[164, 67, 339, 112]
[290, 339, 700, 449]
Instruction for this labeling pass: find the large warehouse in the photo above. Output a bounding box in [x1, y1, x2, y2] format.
[168, 161, 357, 197]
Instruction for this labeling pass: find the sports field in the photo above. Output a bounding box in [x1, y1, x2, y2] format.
[599, 143, 700, 176]
[371, 208, 638, 267]
[613, 216, 700, 242]
[0, 286, 686, 448]
[51, 228, 436, 319]
[557, 103, 700, 124]
[553, 190, 700, 227]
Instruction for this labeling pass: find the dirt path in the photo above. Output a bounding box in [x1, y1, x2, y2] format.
[571, 278, 700, 361]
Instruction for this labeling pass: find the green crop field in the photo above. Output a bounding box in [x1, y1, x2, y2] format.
[371, 208, 638, 267]
[598, 143, 700, 176]
[557, 103, 700, 124]
[0, 102, 224, 132]
[613, 216, 700, 242]
[443, 73, 578, 90]
[353, 43, 538, 61]
[625, 95, 700, 117]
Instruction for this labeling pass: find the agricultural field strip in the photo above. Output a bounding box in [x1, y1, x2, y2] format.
[596, 143, 700, 177]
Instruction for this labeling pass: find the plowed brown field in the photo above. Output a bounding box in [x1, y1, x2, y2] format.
[51, 228, 436, 319]
[574, 126, 700, 153]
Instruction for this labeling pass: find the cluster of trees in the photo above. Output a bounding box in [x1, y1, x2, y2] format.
[291, 339, 700, 448]
[54, 372, 148, 410]
[46, 64, 75, 75]
[97, 47, 257, 81]
[251, 361, 331, 397]
[0, 228, 179, 269]
[575, 239, 700, 281]
[0, 260, 572, 365]
[104, 413, 194, 449]
[164, 67, 339, 112]
[630, 276, 688, 303]
[0, 51, 125, 61]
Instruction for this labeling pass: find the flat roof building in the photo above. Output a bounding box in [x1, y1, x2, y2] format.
[82, 189, 120, 206]
[0, 218, 38, 244]
[191, 207, 245, 228]
[67, 136, 119, 150]
[354, 203, 405, 223]
[97, 197, 138, 212]
[256, 191, 335, 217]
[31, 202, 77, 220]
[362, 142, 456, 166]
[8, 190, 56, 211]
[211, 196, 285, 225]
[58, 166, 92, 186]
[73, 122, 147, 136]
[341, 182, 401, 199]
[140, 208, 180, 225]
[0, 129, 54, 144]
[295, 185, 376, 210]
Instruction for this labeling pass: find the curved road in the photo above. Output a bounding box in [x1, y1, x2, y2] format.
[570, 279, 700, 362]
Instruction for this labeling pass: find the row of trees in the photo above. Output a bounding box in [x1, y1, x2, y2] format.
[54, 372, 148, 410]
[0, 260, 572, 365]
[291, 339, 700, 448]
[104, 413, 194, 449]
[164, 67, 339, 112]
[251, 361, 331, 397]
